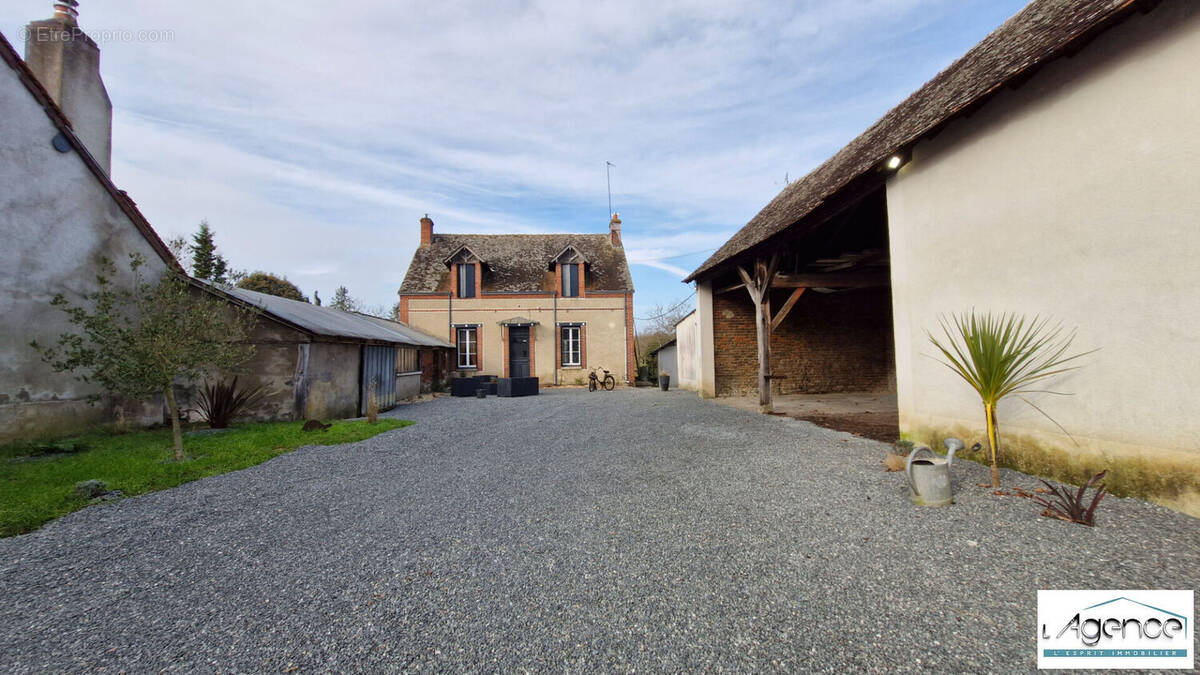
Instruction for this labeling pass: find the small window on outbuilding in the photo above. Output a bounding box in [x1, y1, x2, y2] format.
[398, 347, 419, 373]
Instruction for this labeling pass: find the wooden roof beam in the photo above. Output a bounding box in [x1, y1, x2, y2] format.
[772, 272, 889, 288]
[770, 287, 806, 331]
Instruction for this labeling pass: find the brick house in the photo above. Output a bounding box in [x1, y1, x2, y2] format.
[685, 0, 1200, 513]
[398, 215, 636, 386]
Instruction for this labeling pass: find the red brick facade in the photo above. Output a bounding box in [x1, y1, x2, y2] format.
[501, 324, 509, 377]
[580, 323, 588, 371]
[529, 326, 536, 376]
[713, 287, 895, 397]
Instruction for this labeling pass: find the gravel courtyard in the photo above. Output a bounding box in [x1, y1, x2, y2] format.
[0, 388, 1196, 672]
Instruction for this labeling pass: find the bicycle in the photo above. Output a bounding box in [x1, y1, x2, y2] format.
[588, 367, 616, 391]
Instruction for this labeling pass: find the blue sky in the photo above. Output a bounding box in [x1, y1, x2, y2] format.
[4, 0, 1028, 327]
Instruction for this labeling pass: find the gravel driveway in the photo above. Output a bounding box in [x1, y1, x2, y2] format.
[1, 388, 1196, 672]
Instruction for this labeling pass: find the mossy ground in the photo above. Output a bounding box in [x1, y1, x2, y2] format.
[0, 418, 412, 537]
[905, 423, 1200, 514]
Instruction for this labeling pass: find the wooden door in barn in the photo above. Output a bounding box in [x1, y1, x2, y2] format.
[508, 326, 530, 377]
[361, 345, 397, 415]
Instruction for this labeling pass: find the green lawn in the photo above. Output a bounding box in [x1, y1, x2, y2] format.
[0, 418, 412, 538]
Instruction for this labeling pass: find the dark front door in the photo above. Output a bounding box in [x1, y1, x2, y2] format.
[508, 326, 530, 377]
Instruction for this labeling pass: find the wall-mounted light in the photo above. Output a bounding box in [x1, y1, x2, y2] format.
[878, 151, 911, 175]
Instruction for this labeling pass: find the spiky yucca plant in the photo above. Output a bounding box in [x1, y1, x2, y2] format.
[197, 376, 269, 429]
[927, 312, 1092, 487]
[1033, 471, 1107, 526]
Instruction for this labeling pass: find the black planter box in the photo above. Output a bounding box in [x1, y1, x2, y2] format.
[451, 377, 478, 397]
[498, 377, 539, 397]
[659, 374, 670, 391]
[475, 375, 499, 395]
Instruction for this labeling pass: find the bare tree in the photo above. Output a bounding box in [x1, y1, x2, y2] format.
[635, 295, 694, 368]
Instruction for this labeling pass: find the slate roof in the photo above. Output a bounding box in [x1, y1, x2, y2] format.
[401, 234, 634, 294]
[353, 312, 455, 348]
[686, 0, 1149, 282]
[0, 31, 178, 270]
[648, 338, 676, 356]
[214, 285, 452, 347]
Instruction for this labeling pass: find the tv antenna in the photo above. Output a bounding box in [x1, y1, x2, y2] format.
[606, 161, 615, 218]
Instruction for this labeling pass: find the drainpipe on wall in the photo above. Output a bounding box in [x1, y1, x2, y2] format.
[447, 292, 453, 342]
[624, 294, 630, 385]
[553, 291, 558, 385]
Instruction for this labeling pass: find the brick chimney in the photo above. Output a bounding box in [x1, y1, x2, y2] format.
[419, 214, 434, 247]
[25, 1, 112, 174]
[609, 213, 622, 247]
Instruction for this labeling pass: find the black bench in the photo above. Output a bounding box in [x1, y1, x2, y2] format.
[475, 375, 498, 395]
[498, 377, 539, 397]
[451, 377, 478, 397]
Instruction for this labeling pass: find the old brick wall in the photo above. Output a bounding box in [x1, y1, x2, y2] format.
[713, 287, 895, 397]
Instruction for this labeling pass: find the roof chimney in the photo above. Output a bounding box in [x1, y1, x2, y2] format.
[53, 1, 79, 23]
[609, 213, 622, 247]
[419, 214, 434, 247]
[24, 1, 112, 174]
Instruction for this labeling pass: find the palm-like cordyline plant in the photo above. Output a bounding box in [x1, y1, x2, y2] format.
[927, 312, 1093, 487]
[196, 376, 269, 429]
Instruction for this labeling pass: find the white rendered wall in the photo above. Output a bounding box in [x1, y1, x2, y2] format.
[886, 3, 1200, 512]
[675, 311, 701, 391]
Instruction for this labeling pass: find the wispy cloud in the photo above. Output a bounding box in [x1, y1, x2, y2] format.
[3, 0, 1028, 321]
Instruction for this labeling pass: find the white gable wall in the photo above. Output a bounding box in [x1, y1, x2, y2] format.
[0, 58, 168, 441]
[886, 2, 1200, 513]
[675, 311, 701, 392]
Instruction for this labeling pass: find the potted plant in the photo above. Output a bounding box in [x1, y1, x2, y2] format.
[658, 369, 670, 391]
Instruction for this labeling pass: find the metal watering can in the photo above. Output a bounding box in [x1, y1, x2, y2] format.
[905, 438, 964, 506]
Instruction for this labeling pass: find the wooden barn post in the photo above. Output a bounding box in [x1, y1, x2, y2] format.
[737, 253, 779, 413]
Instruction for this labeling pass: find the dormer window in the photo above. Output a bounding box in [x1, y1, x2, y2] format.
[457, 263, 476, 298]
[553, 245, 588, 298]
[444, 245, 483, 299]
[562, 263, 580, 298]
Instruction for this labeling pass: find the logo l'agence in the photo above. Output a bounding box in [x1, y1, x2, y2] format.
[1038, 590, 1194, 669]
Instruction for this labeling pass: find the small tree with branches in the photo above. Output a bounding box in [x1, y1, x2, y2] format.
[190, 220, 229, 284]
[32, 255, 259, 461]
[329, 286, 361, 312]
[237, 272, 307, 302]
[636, 295, 694, 370]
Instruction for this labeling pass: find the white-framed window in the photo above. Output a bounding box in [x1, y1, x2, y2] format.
[561, 325, 581, 367]
[457, 326, 477, 368]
